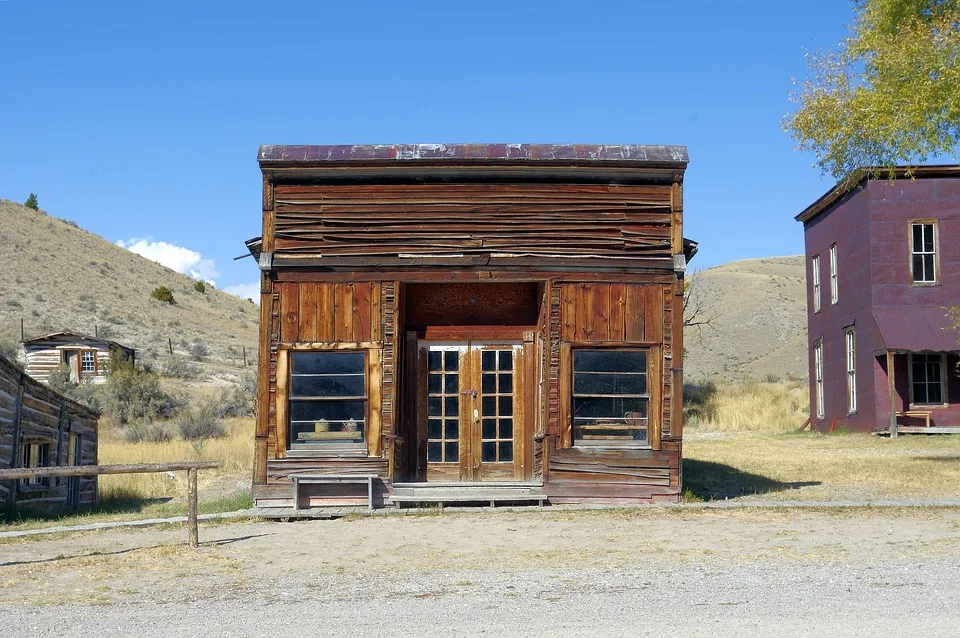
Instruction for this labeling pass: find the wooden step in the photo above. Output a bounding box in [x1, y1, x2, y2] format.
[388, 482, 547, 508]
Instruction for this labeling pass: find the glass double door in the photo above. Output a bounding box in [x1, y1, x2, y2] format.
[419, 341, 525, 482]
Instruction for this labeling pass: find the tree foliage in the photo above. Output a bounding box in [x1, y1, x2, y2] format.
[785, 0, 960, 179]
[150, 285, 176, 304]
[24, 193, 39, 210]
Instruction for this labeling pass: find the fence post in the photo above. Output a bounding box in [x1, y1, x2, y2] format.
[187, 467, 199, 548]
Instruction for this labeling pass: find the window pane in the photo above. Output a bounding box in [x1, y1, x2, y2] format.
[444, 396, 459, 417]
[500, 418, 513, 440]
[482, 373, 496, 393]
[291, 375, 364, 398]
[913, 224, 923, 251]
[444, 442, 459, 462]
[481, 350, 496, 371]
[574, 372, 646, 395]
[924, 255, 935, 281]
[482, 418, 496, 439]
[428, 397, 442, 417]
[499, 396, 513, 416]
[444, 350, 459, 371]
[498, 442, 513, 462]
[482, 396, 496, 416]
[481, 442, 496, 462]
[290, 399, 365, 423]
[444, 418, 458, 439]
[292, 352, 364, 375]
[498, 374, 513, 394]
[923, 225, 934, 252]
[428, 351, 442, 371]
[574, 397, 646, 420]
[428, 419, 442, 439]
[499, 350, 513, 371]
[574, 350, 646, 373]
[444, 373, 458, 394]
[428, 373, 442, 394]
[427, 442, 442, 462]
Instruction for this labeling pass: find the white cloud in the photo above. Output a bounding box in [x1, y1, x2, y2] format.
[117, 237, 220, 283]
[223, 281, 261, 304]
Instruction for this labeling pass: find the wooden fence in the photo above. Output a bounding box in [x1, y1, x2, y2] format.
[0, 354, 99, 510]
[0, 461, 220, 547]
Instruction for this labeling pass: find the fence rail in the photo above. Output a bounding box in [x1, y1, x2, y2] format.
[0, 461, 221, 547]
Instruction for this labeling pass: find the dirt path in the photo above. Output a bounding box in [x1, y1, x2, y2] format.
[2, 508, 960, 635]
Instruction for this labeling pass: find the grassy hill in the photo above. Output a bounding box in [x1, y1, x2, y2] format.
[0, 199, 258, 378]
[684, 256, 808, 382]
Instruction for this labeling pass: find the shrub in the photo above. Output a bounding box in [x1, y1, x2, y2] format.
[162, 355, 197, 379]
[123, 420, 173, 444]
[0, 340, 22, 368]
[220, 372, 257, 417]
[175, 400, 226, 440]
[193, 280, 206, 294]
[188, 340, 208, 362]
[99, 352, 171, 424]
[24, 193, 38, 210]
[150, 286, 175, 304]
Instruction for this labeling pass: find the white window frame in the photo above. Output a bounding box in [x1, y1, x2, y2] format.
[908, 352, 947, 407]
[910, 221, 938, 284]
[814, 339, 824, 419]
[829, 244, 838, 305]
[80, 350, 96, 373]
[845, 328, 856, 414]
[811, 255, 821, 313]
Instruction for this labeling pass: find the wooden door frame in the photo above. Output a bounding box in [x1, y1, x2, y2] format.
[415, 337, 535, 482]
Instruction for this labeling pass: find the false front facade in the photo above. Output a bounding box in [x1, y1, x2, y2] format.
[250, 144, 693, 509]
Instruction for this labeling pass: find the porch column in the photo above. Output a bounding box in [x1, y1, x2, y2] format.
[886, 351, 897, 438]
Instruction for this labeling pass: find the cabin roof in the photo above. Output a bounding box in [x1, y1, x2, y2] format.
[259, 144, 688, 166]
[795, 164, 960, 225]
[22, 331, 135, 354]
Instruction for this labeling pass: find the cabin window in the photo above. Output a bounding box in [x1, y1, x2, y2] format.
[814, 339, 824, 419]
[572, 349, 649, 448]
[811, 255, 821, 313]
[20, 443, 50, 486]
[829, 244, 838, 305]
[910, 221, 937, 284]
[81, 351, 96, 373]
[845, 327, 856, 414]
[910, 353, 945, 406]
[288, 351, 367, 452]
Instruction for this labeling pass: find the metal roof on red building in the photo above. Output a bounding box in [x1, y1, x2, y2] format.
[873, 307, 960, 353]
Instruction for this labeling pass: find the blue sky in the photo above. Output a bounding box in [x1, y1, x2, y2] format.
[1, 1, 858, 298]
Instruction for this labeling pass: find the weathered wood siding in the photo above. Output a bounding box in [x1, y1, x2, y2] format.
[546, 281, 682, 503]
[23, 344, 112, 385]
[273, 183, 674, 259]
[0, 355, 99, 510]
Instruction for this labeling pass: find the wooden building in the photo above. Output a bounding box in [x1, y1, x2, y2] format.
[250, 144, 693, 510]
[797, 165, 960, 434]
[22, 332, 135, 385]
[0, 353, 99, 511]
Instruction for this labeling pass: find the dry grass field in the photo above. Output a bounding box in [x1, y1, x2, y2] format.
[0, 199, 258, 376]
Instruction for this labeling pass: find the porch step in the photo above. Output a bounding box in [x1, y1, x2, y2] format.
[389, 482, 547, 508]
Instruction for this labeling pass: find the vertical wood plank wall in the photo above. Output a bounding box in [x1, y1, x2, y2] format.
[547, 281, 681, 503]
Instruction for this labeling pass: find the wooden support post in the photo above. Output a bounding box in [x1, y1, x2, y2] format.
[887, 351, 898, 438]
[187, 467, 199, 548]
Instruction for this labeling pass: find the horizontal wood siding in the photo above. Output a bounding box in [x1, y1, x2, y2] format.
[0, 355, 99, 509]
[273, 183, 673, 259]
[546, 445, 680, 504]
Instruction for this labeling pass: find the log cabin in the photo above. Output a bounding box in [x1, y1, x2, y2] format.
[22, 332, 135, 386]
[249, 144, 694, 511]
[0, 353, 98, 511]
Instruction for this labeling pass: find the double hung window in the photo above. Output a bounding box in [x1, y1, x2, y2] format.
[911, 222, 937, 284]
[829, 244, 838, 305]
[911, 353, 944, 405]
[845, 328, 856, 414]
[814, 340, 824, 419]
[572, 349, 649, 448]
[811, 255, 821, 313]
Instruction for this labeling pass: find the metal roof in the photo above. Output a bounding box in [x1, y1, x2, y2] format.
[873, 307, 960, 353]
[795, 164, 960, 225]
[258, 143, 688, 165]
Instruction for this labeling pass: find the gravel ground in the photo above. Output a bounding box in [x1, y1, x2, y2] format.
[2, 508, 960, 636]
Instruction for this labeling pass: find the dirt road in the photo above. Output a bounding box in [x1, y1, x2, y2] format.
[2, 507, 959, 636]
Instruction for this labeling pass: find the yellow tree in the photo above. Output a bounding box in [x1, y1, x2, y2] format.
[784, 0, 960, 179]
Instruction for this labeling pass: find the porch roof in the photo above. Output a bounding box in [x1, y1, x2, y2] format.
[873, 307, 960, 354]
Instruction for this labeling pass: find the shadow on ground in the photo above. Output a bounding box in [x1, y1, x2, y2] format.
[2, 496, 173, 525]
[683, 459, 820, 501]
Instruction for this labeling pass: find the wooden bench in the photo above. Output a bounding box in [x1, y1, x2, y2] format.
[897, 410, 932, 428]
[289, 474, 378, 511]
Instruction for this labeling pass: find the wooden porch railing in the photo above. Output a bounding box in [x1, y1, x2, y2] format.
[0, 461, 220, 548]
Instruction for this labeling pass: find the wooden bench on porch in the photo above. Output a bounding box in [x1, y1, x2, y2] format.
[389, 482, 547, 509]
[289, 474, 378, 511]
[897, 410, 932, 428]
